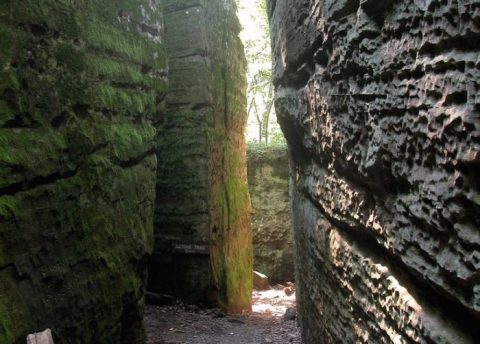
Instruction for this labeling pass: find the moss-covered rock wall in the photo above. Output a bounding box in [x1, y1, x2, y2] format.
[205, 0, 252, 314]
[247, 145, 293, 283]
[0, 1, 166, 342]
[150, 0, 252, 313]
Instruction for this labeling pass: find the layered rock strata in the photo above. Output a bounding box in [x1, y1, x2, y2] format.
[268, 0, 480, 342]
[247, 145, 293, 283]
[0, 1, 166, 342]
[150, 0, 252, 313]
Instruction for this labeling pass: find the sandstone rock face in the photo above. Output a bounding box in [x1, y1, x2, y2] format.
[150, 0, 252, 313]
[247, 145, 294, 283]
[268, 0, 480, 342]
[0, 1, 165, 342]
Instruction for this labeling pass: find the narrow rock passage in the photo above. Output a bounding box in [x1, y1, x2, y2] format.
[145, 285, 302, 344]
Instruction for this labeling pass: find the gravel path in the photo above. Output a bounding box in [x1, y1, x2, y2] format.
[145, 285, 302, 344]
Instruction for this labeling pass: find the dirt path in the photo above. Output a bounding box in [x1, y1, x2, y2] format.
[145, 286, 302, 344]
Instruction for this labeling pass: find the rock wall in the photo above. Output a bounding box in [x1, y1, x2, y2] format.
[268, 0, 480, 342]
[150, 0, 252, 313]
[0, 1, 166, 342]
[247, 145, 293, 283]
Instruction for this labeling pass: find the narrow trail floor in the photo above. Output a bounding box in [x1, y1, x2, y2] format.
[145, 285, 303, 344]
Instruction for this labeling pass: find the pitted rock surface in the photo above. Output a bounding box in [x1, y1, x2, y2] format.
[268, 0, 480, 342]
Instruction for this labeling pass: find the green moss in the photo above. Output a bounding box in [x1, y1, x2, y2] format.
[0, 196, 17, 269]
[0, 297, 17, 343]
[0, 0, 164, 341]
[247, 143, 289, 180]
[86, 56, 167, 94]
[9, 0, 81, 37]
[85, 19, 166, 69]
[220, 164, 252, 312]
[208, 139, 252, 312]
[55, 43, 86, 73]
[225, 176, 250, 223]
[86, 154, 112, 170]
[0, 127, 68, 187]
[87, 0, 150, 25]
[225, 243, 253, 312]
[94, 84, 156, 116]
[247, 142, 288, 155]
[0, 128, 66, 166]
[28, 162, 155, 342]
[0, 101, 15, 127]
[157, 0, 252, 312]
[0, 196, 17, 219]
[0, 24, 13, 67]
[154, 110, 208, 205]
[98, 121, 156, 161]
[0, 274, 28, 343]
[0, 68, 20, 93]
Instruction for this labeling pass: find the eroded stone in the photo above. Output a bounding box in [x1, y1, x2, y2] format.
[268, 0, 480, 342]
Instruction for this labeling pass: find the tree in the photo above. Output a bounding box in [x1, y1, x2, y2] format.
[248, 69, 274, 143]
[237, 0, 283, 144]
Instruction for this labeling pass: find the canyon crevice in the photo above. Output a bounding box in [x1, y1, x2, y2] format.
[1, 0, 479, 343]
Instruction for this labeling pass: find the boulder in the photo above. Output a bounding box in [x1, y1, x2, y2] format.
[253, 271, 270, 290]
[26, 329, 54, 344]
[283, 307, 297, 321]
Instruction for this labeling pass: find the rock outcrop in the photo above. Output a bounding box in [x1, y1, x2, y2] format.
[0, 1, 165, 342]
[149, 0, 252, 313]
[268, 0, 480, 342]
[247, 145, 293, 283]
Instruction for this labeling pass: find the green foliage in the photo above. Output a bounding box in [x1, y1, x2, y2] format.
[237, 0, 282, 144]
[247, 140, 286, 153]
[269, 130, 287, 145]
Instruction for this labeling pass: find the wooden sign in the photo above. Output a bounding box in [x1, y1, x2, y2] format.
[172, 244, 209, 255]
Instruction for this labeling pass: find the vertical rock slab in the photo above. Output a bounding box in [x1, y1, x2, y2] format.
[247, 145, 294, 283]
[268, 0, 480, 342]
[151, 0, 252, 312]
[0, 1, 166, 342]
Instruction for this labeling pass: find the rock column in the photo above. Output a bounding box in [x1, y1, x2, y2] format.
[150, 0, 252, 313]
